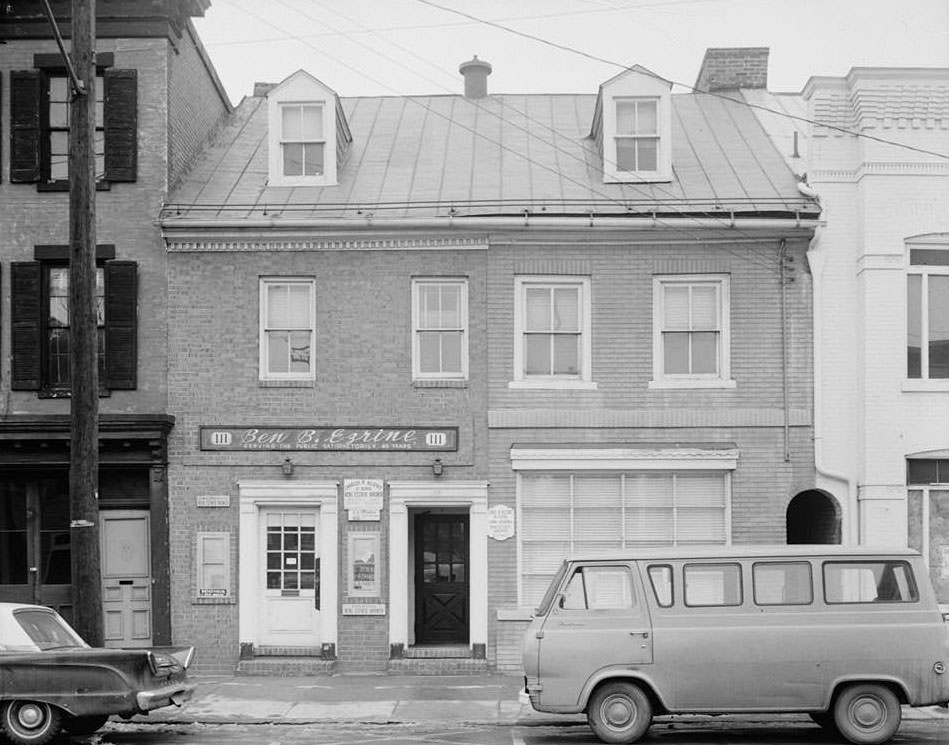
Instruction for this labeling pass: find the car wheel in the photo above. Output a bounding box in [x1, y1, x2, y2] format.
[833, 683, 901, 745]
[62, 714, 110, 735]
[587, 681, 652, 744]
[1, 700, 62, 745]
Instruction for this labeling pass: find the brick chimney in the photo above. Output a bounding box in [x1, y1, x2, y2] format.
[459, 55, 492, 98]
[694, 47, 769, 91]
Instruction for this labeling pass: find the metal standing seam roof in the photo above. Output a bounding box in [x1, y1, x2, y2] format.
[164, 90, 819, 223]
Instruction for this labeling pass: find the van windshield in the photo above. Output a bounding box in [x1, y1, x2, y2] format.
[535, 561, 570, 616]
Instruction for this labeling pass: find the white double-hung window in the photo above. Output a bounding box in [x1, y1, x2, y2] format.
[615, 97, 659, 173]
[412, 278, 468, 380]
[652, 274, 733, 388]
[906, 240, 949, 385]
[260, 278, 315, 381]
[280, 102, 324, 178]
[512, 276, 594, 389]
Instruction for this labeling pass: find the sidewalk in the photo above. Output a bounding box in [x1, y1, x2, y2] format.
[134, 673, 949, 727]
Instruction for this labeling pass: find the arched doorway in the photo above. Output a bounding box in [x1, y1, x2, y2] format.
[786, 490, 841, 544]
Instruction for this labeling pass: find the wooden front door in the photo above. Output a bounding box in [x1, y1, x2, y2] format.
[100, 510, 152, 648]
[414, 513, 469, 644]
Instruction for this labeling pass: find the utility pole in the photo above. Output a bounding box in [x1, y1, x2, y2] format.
[68, 0, 103, 645]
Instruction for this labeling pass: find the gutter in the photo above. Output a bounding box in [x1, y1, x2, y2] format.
[159, 214, 820, 234]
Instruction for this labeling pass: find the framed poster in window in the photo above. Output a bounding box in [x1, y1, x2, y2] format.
[348, 533, 380, 597]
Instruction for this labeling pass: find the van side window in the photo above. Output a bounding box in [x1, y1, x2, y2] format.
[648, 564, 674, 607]
[561, 566, 634, 610]
[753, 562, 813, 605]
[684, 563, 742, 606]
[823, 561, 919, 604]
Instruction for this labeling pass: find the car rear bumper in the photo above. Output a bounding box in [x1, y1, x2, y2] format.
[136, 682, 195, 712]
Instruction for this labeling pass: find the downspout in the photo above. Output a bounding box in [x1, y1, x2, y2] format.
[779, 239, 790, 463]
[806, 228, 859, 545]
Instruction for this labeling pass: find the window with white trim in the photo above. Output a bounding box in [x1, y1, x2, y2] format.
[907, 245, 949, 380]
[615, 97, 658, 173]
[519, 470, 728, 605]
[513, 276, 593, 388]
[412, 278, 468, 380]
[196, 532, 231, 599]
[259, 278, 315, 381]
[652, 275, 732, 387]
[280, 102, 324, 178]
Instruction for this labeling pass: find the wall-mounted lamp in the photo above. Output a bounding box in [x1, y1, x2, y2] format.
[282, 457, 294, 477]
[431, 457, 443, 477]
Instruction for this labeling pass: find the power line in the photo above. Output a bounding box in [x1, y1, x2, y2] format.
[416, 0, 949, 161]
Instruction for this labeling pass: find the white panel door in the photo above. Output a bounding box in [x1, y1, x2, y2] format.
[100, 510, 152, 648]
[259, 508, 321, 647]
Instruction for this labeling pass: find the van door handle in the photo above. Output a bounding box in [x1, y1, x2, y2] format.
[630, 631, 649, 638]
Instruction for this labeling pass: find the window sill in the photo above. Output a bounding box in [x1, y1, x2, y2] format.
[902, 380, 949, 392]
[38, 388, 112, 398]
[37, 180, 111, 192]
[648, 378, 737, 390]
[508, 379, 598, 391]
[259, 378, 315, 388]
[413, 379, 468, 388]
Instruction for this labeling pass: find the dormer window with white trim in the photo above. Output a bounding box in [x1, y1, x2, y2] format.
[267, 70, 349, 187]
[595, 65, 672, 183]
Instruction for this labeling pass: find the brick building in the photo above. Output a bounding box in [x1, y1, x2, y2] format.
[160, 48, 822, 674]
[0, 0, 230, 645]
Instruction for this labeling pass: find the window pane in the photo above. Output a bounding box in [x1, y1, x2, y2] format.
[552, 334, 579, 374]
[49, 101, 68, 128]
[691, 331, 719, 374]
[267, 332, 289, 373]
[691, 286, 719, 329]
[289, 331, 311, 372]
[440, 331, 462, 373]
[418, 332, 440, 373]
[648, 565, 673, 607]
[637, 139, 658, 171]
[282, 105, 302, 140]
[753, 562, 812, 605]
[418, 285, 438, 328]
[267, 285, 290, 327]
[638, 100, 658, 134]
[304, 143, 324, 176]
[663, 285, 690, 329]
[525, 288, 550, 331]
[616, 138, 637, 171]
[616, 101, 637, 134]
[824, 561, 918, 603]
[287, 284, 310, 328]
[908, 274, 922, 378]
[282, 143, 303, 176]
[663, 332, 689, 373]
[684, 563, 741, 606]
[552, 287, 579, 331]
[301, 104, 323, 139]
[440, 285, 461, 328]
[929, 275, 949, 378]
[525, 335, 550, 374]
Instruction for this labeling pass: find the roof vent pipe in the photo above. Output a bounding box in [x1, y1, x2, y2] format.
[459, 55, 492, 98]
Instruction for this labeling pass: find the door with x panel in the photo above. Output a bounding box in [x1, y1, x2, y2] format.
[414, 513, 469, 644]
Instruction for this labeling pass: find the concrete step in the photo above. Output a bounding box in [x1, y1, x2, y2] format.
[236, 656, 337, 676]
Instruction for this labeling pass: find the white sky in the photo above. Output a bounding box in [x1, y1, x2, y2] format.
[192, 0, 949, 105]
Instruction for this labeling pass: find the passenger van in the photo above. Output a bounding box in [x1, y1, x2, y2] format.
[522, 546, 949, 744]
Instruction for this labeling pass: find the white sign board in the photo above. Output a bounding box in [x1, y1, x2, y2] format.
[344, 479, 384, 521]
[487, 504, 515, 541]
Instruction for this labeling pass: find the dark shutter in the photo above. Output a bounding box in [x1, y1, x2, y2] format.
[10, 71, 42, 184]
[11, 262, 42, 390]
[104, 69, 137, 182]
[105, 260, 137, 389]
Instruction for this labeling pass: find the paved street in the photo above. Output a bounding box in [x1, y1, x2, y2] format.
[90, 716, 949, 744]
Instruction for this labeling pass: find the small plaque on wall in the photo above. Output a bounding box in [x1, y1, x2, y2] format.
[487, 504, 515, 541]
[196, 494, 230, 508]
[342, 604, 386, 616]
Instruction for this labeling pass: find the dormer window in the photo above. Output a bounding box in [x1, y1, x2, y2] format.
[594, 65, 672, 183]
[267, 70, 350, 187]
[615, 98, 658, 173]
[281, 103, 324, 177]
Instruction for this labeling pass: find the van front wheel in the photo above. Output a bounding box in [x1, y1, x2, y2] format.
[833, 684, 901, 745]
[587, 682, 652, 744]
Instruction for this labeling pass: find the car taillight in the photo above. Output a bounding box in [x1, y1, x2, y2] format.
[147, 651, 179, 678]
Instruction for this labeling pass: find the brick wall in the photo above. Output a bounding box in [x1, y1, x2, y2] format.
[695, 47, 769, 91]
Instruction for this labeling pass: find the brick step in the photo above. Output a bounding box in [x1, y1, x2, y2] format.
[236, 656, 337, 676]
[401, 645, 472, 659]
[387, 657, 489, 675]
